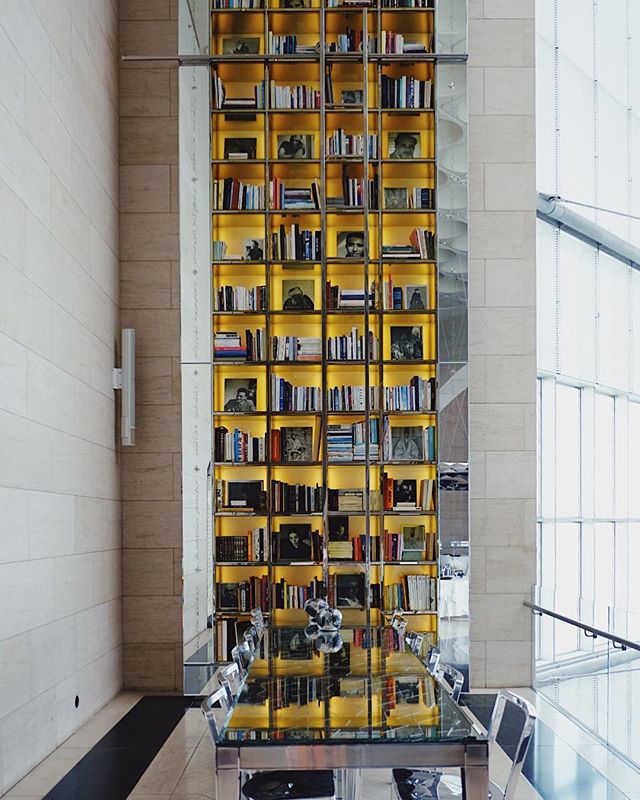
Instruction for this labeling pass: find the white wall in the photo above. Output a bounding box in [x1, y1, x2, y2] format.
[467, 0, 538, 687]
[0, 1, 121, 791]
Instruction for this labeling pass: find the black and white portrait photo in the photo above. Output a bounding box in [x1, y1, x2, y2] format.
[281, 426, 313, 462]
[224, 378, 257, 411]
[391, 426, 424, 461]
[222, 37, 260, 54]
[244, 238, 264, 261]
[282, 279, 315, 310]
[223, 137, 257, 160]
[280, 0, 309, 7]
[390, 326, 423, 360]
[384, 187, 408, 209]
[337, 231, 366, 259]
[277, 524, 313, 560]
[393, 479, 417, 507]
[218, 583, 239, 610]
[388, 131, 420, 159]
[405, 285, 428, 309]
[328, 516, 349, 541]
[335, 573, 366, 608]
[341, 89, 363, 105]
[277, 134, 314, 159]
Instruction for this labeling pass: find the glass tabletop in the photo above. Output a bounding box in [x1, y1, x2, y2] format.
[217, 626, 484, 746]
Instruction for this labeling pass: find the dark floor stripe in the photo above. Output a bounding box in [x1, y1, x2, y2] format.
[43, 696, 194, 800]
[462, 693, 628, 800]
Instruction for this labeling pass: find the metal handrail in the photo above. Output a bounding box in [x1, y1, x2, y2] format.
[523, 600, 640, 653]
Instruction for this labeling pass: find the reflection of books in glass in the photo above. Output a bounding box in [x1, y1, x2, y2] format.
[339, 677, 367, 697]
[396, 679, 420, 704]
[239, 677, 268, 705]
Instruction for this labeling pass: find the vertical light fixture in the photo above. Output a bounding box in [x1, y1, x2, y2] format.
[113, 328, 136, 446]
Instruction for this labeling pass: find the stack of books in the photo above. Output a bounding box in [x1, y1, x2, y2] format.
[214, 329, 266, 361]
[327, 329, 379, 361]
[327, 425, 354, 461]
[272, 336, 322, 362]
[328, 540, 354, 560]
[353, 419, 380, 460]
[325, 281, 376, 309]
[270, 179, 320, 210]
[271, 376, 321, 411]
[215, 285, 267, 311]
[326, 384, 379, 412]
[326, 421, 380, 461]
[270, 225, 322, 261]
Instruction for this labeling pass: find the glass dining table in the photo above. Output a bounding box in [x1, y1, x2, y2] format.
[212, 625, 489, 799]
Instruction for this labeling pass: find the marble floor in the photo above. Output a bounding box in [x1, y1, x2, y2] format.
[2, 689, 639, 800]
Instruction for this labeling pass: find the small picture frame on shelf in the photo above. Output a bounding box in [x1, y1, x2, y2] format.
[282, 279, 315, 310]
[244, 238, 265, 261]
[281, 426, 313, 462]
[278, 628, 313, 660]
[218, 583, 239, 610]
[337, 230, 366, 259]
[339, 677, 367, 697]
[391, 426, 424, 461]
[335, 573, 366, 608]
[401, 524, 426, 559]
[384, 187, 408, 209]
[393, 479, 417, 507]
[328, 516, 349, 541]
[341, 89, 364, 105]
[405, 285, 428, 310]
[277, 134, 315, 159]
[227, 480, 265, 511]
[280, 0, 310, 7]
[277, 523, 313, 560]
[222, 37, 261, 54]
[390, 326, 423, 360]
[223, 137, 257, 160]
[224, 378, 257, 412]
[388, 132, 421, 160]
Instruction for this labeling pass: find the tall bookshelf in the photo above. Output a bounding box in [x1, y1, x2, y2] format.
[210, 0, 438, 661]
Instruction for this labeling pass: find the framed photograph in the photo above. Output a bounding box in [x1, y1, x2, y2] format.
[341, 89, 364, 105]
[388, 132, 421, 160]
[337, 230, 366, 259]
[224, 378, 257, 411]
[393, 479, 417, 507]
[278, 628, 313, 660]
[384, 187, 408, 210]
[405, 285, 428, 310]
[282, 279, 315, 310]
[277, 134, 315, 159]
[227, 480, 264, 510]
[395, 678, 420, 704]
[328, 516, 349, 541]
[281, 426, 313, 462]
[222, 37, 260, 54]
[277, 523, 313, 560]
[391, 426, 424, 461]
[244, 238, 265, 261]
[223, 137, 257, 160]
[280, 0, 310, 7]
[335, 573, 366, 608]
[339, 677, 367, 697]
[401, 524, 426, 557]
[218, 583, 239, 610]
[238, 677, 268, 705]
[390, 326, 423, 360]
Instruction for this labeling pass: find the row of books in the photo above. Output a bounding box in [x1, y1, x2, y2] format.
[383, 376, 436, 412]
[380, 76, 432, 109]
[271, 479, 324, 513]
[214, 329, 266, 361]
[270, 179, 321, 210]
[213, 179, 265, 211]
[326, 329, 379, 361]
[216, 529, 268, 562]
[215, 285, 267, 311]
[327, 420, 379, 461]
[328, 534, 380, 561]
[326, 281, 375, 309]
[327, 488, 382, 511]
[326, 130, 378, 158]
[271, 376, 322, 412]
[382, 228, 434, 259]
[329, 27, 366, 52]
[267, 33, 314, 56]
[383, 574, 437, 611]
[212, 74, 266, 110]
[217, 576, 269, 611]
[270, 83, 321, 109]
[272, 336, 322, 362]
[383, 527, 437, 561]
[270, 226, 322, 261]
[329, 176, 378, 209]
[215, 426, 266, 463]
[272, 577, 325, 609]
[326, 384, 378, 412]
[376, 32, 432, 54]
[214, 0, 433, 7]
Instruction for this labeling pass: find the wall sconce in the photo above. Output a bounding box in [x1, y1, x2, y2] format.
[112, 329, 136, 446]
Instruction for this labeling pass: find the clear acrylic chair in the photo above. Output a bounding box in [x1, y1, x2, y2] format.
[391, 690, 537, 800]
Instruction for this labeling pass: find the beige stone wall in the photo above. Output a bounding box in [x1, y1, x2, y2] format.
[119, 0, 183, 691]
[467, 0, 537, 687]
